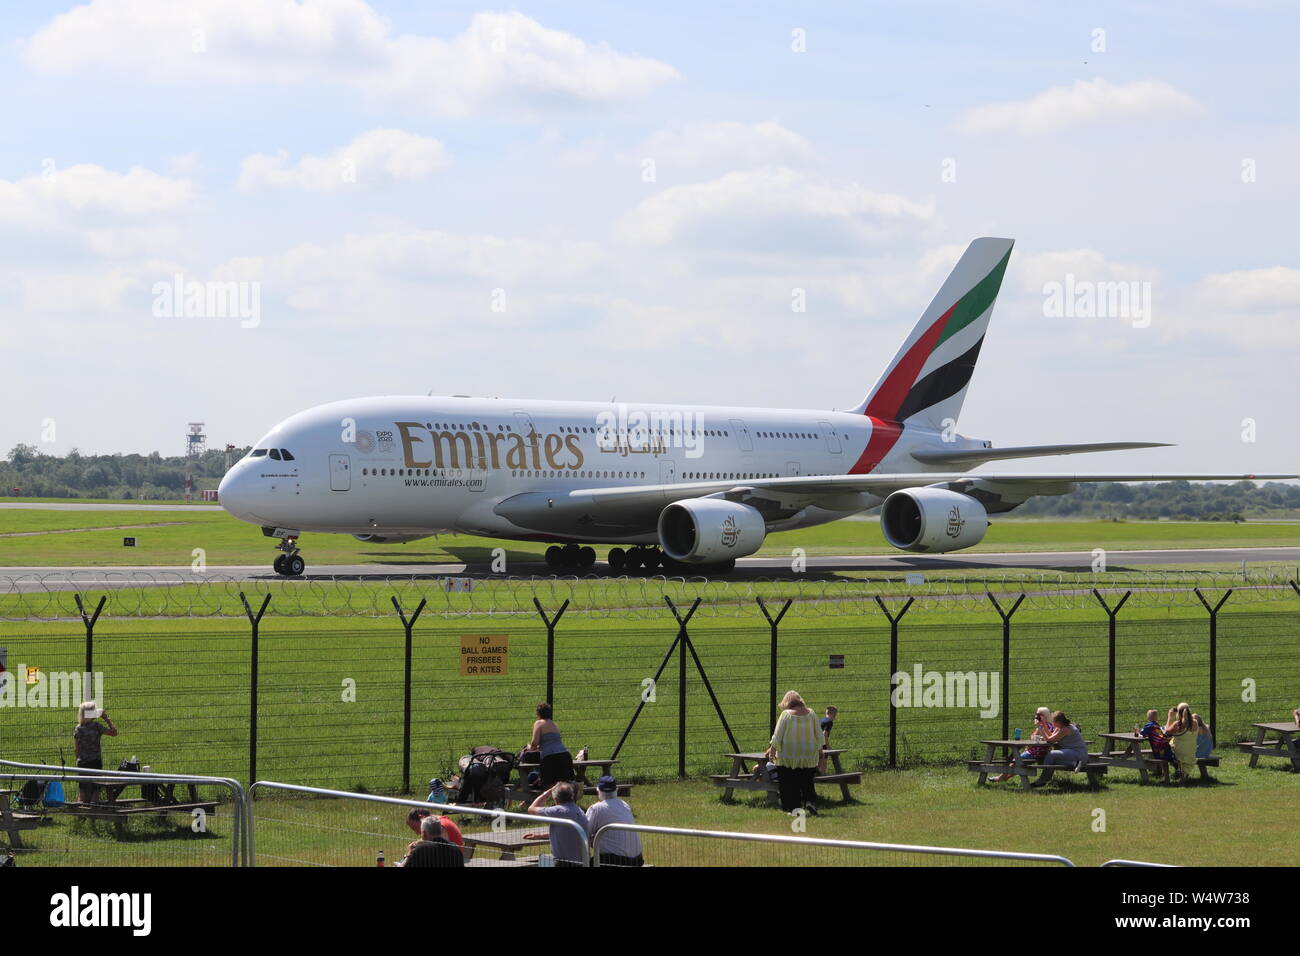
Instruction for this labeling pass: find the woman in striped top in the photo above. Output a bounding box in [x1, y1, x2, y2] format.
[765, 690, 824, 815]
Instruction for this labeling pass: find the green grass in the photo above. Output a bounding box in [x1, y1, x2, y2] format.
[11, 760, 1300, 867]
[0, 506, 1296, 567]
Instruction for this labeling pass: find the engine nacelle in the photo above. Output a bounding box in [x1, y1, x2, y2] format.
[658, 498, 767, 563]
[880, 488, 988, 553]
[352, 533, 432, 544]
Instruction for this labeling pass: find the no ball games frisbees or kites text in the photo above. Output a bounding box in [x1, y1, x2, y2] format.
[460, 634, 508, 675]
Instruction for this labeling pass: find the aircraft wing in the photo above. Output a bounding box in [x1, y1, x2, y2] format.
[493, 471, 1296, 537]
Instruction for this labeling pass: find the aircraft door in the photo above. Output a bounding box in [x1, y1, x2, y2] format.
[329, 454, 351, 491]
[729, 419, 753, 452]
[660, 459, 676, 498]
[818, 421, 842, 455]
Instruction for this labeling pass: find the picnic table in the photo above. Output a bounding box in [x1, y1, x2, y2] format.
[1094, 732, 1220, 782]
[1237, 721, 1300, 771]
[505, 758, 632, 803]
[967, 739, 1106, 790]
[711, 751, 861, 804]
[64, 778, 219, 838]
[0, 792, 42, 849]
[459, 826, 550, 862]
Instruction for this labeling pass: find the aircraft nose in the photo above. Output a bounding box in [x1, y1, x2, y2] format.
[218, 464, 259, 523]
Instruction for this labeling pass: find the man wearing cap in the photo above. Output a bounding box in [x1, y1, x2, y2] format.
[585, 776, 643, 868]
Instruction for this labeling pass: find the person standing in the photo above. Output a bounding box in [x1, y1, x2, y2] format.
[528, 702, 575, 787]
[765, 690, 823, 815]
[73, 701, 118, 803]
[585, 776, 643, 867]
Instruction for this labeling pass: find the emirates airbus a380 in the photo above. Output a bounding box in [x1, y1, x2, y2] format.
[218, 238, 1291, 576]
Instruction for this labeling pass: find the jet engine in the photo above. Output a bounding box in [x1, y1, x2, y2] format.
[880, 488, 988, 553]
[658, 498, 766, 563]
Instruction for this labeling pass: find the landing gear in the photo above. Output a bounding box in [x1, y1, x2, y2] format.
[606, 546, 667, 575]
[272, 537, 305, 577]
[544, 543, 598, 572]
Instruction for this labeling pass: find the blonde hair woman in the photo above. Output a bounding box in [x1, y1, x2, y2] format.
[1164, 702, 1197, 782]
[74, 701, 118, 803]
[764, 690, 823, 815]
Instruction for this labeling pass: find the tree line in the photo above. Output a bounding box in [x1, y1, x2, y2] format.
[3, 444, 249, 500]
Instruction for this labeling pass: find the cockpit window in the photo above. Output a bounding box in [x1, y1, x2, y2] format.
[269, 449, 282, 460]
[280, 449, 295, 461]
[250, 449, 268, 457]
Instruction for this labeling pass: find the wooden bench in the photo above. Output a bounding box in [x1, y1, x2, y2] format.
[0, 794, 41, 850]
[1237, 722, 1300, 772]
[65, 800, 219, 839]
[711, 770, 863, 804]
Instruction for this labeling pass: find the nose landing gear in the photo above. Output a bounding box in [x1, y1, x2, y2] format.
[272, 538, 305, 576]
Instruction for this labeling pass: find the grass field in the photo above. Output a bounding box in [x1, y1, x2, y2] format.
[10, 760, 1300, 867]
[3, 507, 1297, 867]
[1, 505, 1297, 568]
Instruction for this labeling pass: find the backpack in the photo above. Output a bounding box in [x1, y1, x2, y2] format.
[455, 747, 515, 805]
[17, 779, 45, 810]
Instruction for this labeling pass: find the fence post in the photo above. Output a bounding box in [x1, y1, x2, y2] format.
[240, 592, 271, 788]
[533, 598, 570, 708]
[756, 597, 793, 733]
[1092, 590, 1131, 733]
[987, 593, 1025, 741]
[874, 596, 914, 769]
[73, 593, 105, 674]
[665, 597, 702, 779]
[1193, 588, 1232, 736]
[392, 595, 427, 795]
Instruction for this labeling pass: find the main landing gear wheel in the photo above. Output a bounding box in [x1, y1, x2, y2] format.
[607, 547, 627, 573]
[544, 544, 597, 571]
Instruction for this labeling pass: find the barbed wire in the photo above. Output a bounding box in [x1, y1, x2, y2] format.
[1, 566, 1297, 620]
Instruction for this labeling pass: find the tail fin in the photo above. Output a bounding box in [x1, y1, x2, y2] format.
[852, 237, 1013, 429]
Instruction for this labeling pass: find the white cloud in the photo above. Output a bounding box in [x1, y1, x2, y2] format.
[640, 120, 814, 170]
[616, 168, 934, 255]
[28, 3, 679, 115]
[1177, 266, 1300, 348]
[958, 78, 1202, 136]
[240, 128, 449, 191]
[0, 164, 192, 221]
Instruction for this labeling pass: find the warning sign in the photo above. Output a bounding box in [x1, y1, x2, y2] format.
[460, 634, 509, 676]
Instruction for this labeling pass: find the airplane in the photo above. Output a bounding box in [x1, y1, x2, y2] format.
[217, 237, 1293, 576]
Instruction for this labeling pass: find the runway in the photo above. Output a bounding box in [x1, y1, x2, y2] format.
[0, 503, 223, 511]
[3, 546, 1298, 590]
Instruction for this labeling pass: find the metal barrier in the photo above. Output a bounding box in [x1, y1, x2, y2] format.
[0, 759, 247, 866]
[590, 823, 1076, 867]
[1100, 859, 1177, 867]
[246, 781, 589, 867]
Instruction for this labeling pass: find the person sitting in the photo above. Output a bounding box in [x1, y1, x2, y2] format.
[1030, 711, 1088, 787]
[1164, 702, 1198, 782]
[1192, 713, 1214, 760]
[991, 707, 1052, 783]
[820, 706, 838, 747]
[404, 807, 463, 850]
[525, 781, 590, 867]
[1138, 708, 1175, 780]
[403, 816, 465, 868]
[584, 776, 643, 867]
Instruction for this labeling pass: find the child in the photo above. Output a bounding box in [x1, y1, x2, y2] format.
[820, 706, 838, 747]
[1138, 708, 1174, 779]
[1192, 713, 1213, 759]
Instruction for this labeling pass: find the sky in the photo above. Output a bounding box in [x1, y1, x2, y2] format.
[2, 0, 1298, 477]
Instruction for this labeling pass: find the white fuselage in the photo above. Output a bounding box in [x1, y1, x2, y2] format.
[217, 395, 971, 543]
